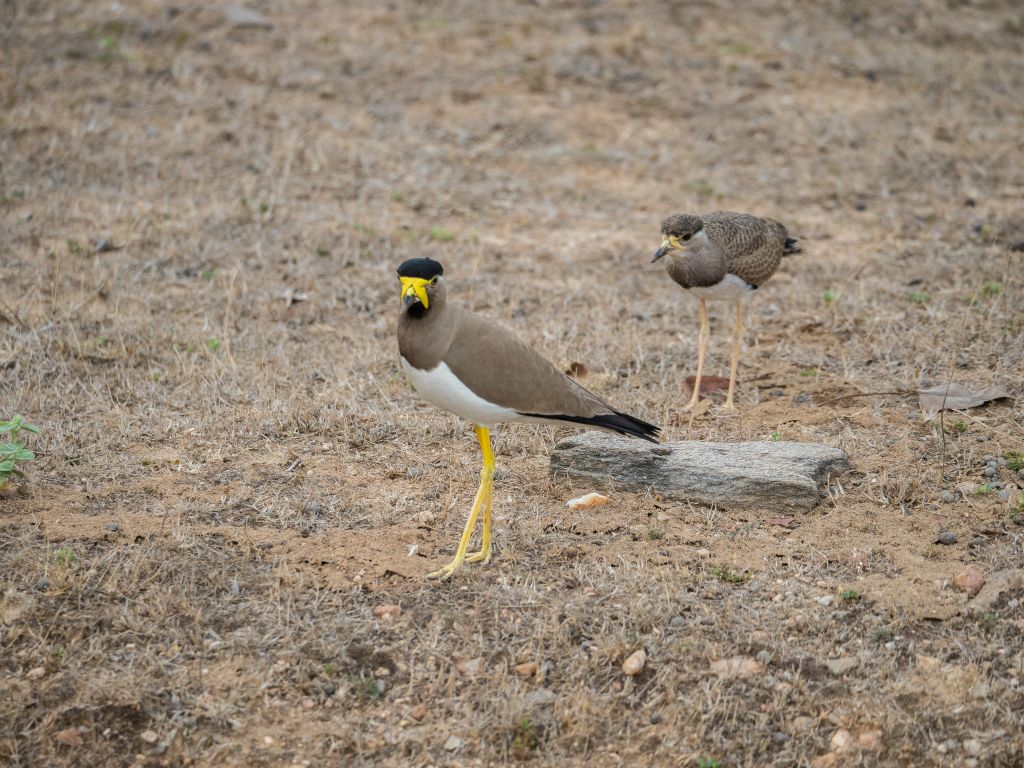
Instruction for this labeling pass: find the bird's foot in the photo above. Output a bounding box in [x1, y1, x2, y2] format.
[463, 545, 492, 565]
[425, 558, 465, 581]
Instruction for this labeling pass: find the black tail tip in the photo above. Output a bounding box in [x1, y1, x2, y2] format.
[784, 237, 802, 255]
[596, 411, 661, 443]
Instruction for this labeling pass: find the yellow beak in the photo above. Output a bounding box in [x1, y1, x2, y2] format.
[399, 276, 431, 309]
[652, 235, 684, 262]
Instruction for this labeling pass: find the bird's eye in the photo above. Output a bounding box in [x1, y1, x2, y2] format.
[682, 233, 692, 242]
[430, 276, 439, 285]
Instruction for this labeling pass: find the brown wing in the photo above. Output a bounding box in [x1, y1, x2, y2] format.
[704, 211, 788, 286]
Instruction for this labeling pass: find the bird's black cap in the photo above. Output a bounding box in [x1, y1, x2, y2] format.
[397, 258, 444, 279]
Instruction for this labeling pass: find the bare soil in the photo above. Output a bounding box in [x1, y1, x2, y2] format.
[2, 1, 1023, 766]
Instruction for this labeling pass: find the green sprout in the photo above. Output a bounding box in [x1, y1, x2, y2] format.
[0, 415, 40, 490]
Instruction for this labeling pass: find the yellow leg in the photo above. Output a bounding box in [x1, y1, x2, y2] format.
[427, 425, 494, 580]
[683, 298, 709, 411]
[723, 300, 743, 411]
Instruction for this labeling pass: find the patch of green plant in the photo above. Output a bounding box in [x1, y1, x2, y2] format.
[697, 758, 723, 768]
[427, 226, 455, 242]
[839, 589, 861, 601]
[201, 269, 216, 280]
[978, 611, 998, 634]
[0, 415, 40, 490]
[980, 281, 1003, 298]
[323, 662, 338, 676]
[769, 430, 782, 442]
[648, 528, 664, 541]
[53, 547, 77, 567]
[390, 191, 405, 203]
[711, 566, 749, 584]
[315, 246, 330, 257]
[973, 484, 995, 497]
[873, 626, 894, 642]
[822, 289, 836, 306]
[206, 338, 221, 352]
[906, 291, 932, 305]
[349, 675, 382, 700]
[799, 367, 819, 377]
[96, 23, 125, 62]
[1004, 452, 1024, 472]
[944, 420, 968, 435]
[692, 179, 716, 197]
[510, 717, 539, 758]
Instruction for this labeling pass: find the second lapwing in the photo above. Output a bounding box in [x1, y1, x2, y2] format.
[396, 257, 659, 580]
[652, 211, 801, 411]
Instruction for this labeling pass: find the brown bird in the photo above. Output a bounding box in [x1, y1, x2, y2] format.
[652, 212, 801, 410]
[396, 257, 659, 580]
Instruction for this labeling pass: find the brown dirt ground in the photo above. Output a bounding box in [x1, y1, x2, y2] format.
[2, 0, 1023, 766]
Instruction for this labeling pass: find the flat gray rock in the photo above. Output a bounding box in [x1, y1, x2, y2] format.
[550, 432, 849, 512]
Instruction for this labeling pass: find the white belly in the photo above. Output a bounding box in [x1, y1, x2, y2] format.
[401, 358, 521, 427]
[686, 273, 755, 301]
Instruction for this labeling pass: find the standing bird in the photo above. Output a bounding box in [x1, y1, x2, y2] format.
[652, 212, 800, 411]
[396, 257, 659, 580]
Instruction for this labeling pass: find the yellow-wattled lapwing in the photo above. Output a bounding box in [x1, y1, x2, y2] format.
[396, 257, 659, 580]
[652, 212, 800, 411]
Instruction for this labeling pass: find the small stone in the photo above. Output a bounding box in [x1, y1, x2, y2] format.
[230, 578, 240, 596]
[756, 650, 771, 665]
[792, 716, 816, 733]
[940, 490, 955, 503]
[443, 735, 464, 752]
[410, 703, 426, 721]
[830, 728, 853, 753]
[514, 662, 539, 678]
[455, 657, 483, 677]
[224, 4, 273, 28]
[93, 237, 115, 253]
[983, 464, 997, 478]
[825, 657, 858, 676]
[970, 681, 989, 699]
[669, 616, 687, 627]
[694, 548, 711, 558]
[816, 595, 834, 606]
[956, 482, 977, 498]
[26, 666, 45, 680]
[140, 730, 159, 744]
[372, 604, 401, 620]
[997, 489, 1011, 502]
[405, 466, 423, 478]
[963, 738, 982, 756]
[35, 577, 51, 591]
[649, 712, 661, 724]
[858, 729, 881, 749]
[710, 656, 763, 679]
[811, 753, 839, 768]
[320, 680, 336, 695]
[621, 648, 646, 676]
[263, 735, 274, 745]
[106, 522, 120, 532]
[773, 731, 788, 744]
[936, 532, 957, 545]
[303, 501, 322, 515]
[302, 697, 315, 709]
[954, 566, 985, 597]
[55, 727, 83, 747]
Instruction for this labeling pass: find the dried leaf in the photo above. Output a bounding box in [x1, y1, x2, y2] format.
[566, 492, 609, 510]
[917, 383, 1010, 413]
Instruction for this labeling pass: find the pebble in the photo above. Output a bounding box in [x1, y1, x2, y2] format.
[106, 521, 120, 532]
[443, 735, 464, 752]
[35, 577, 51, 591]
[940, 490, 955, 503]
[26, 666, 45, 680]
[816, 595, 834, 606]
[772, 731, 789, 744]
[455, 657, 483, 677]
[320, 680, 336, 695]
[825, 657, 858, 676]
[669, 615, 687, 628]
[405, 466, 423, 478]
[302, 698, 315, 710]
[953, 566, 986, 597]
[514, 662, 539, 678]
[983, 464, 997, 478]
[830, 728, 853, 753]
[303, 501, 322, 515]
[649, 712, 661, 724]
[140, 730, 159, 744]
[963, 738, 982, 756]
[936, 532, 957, 545]
[372, 604, 401, 620]
[997, 488, 1011, 502]
[622, 649, 647, 676]
[410, 703, 426, 721]
[756, 650, 772, 665]
[55, 727, 84, 747]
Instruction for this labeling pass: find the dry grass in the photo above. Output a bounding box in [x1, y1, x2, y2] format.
[2, 0, 1024, 765]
